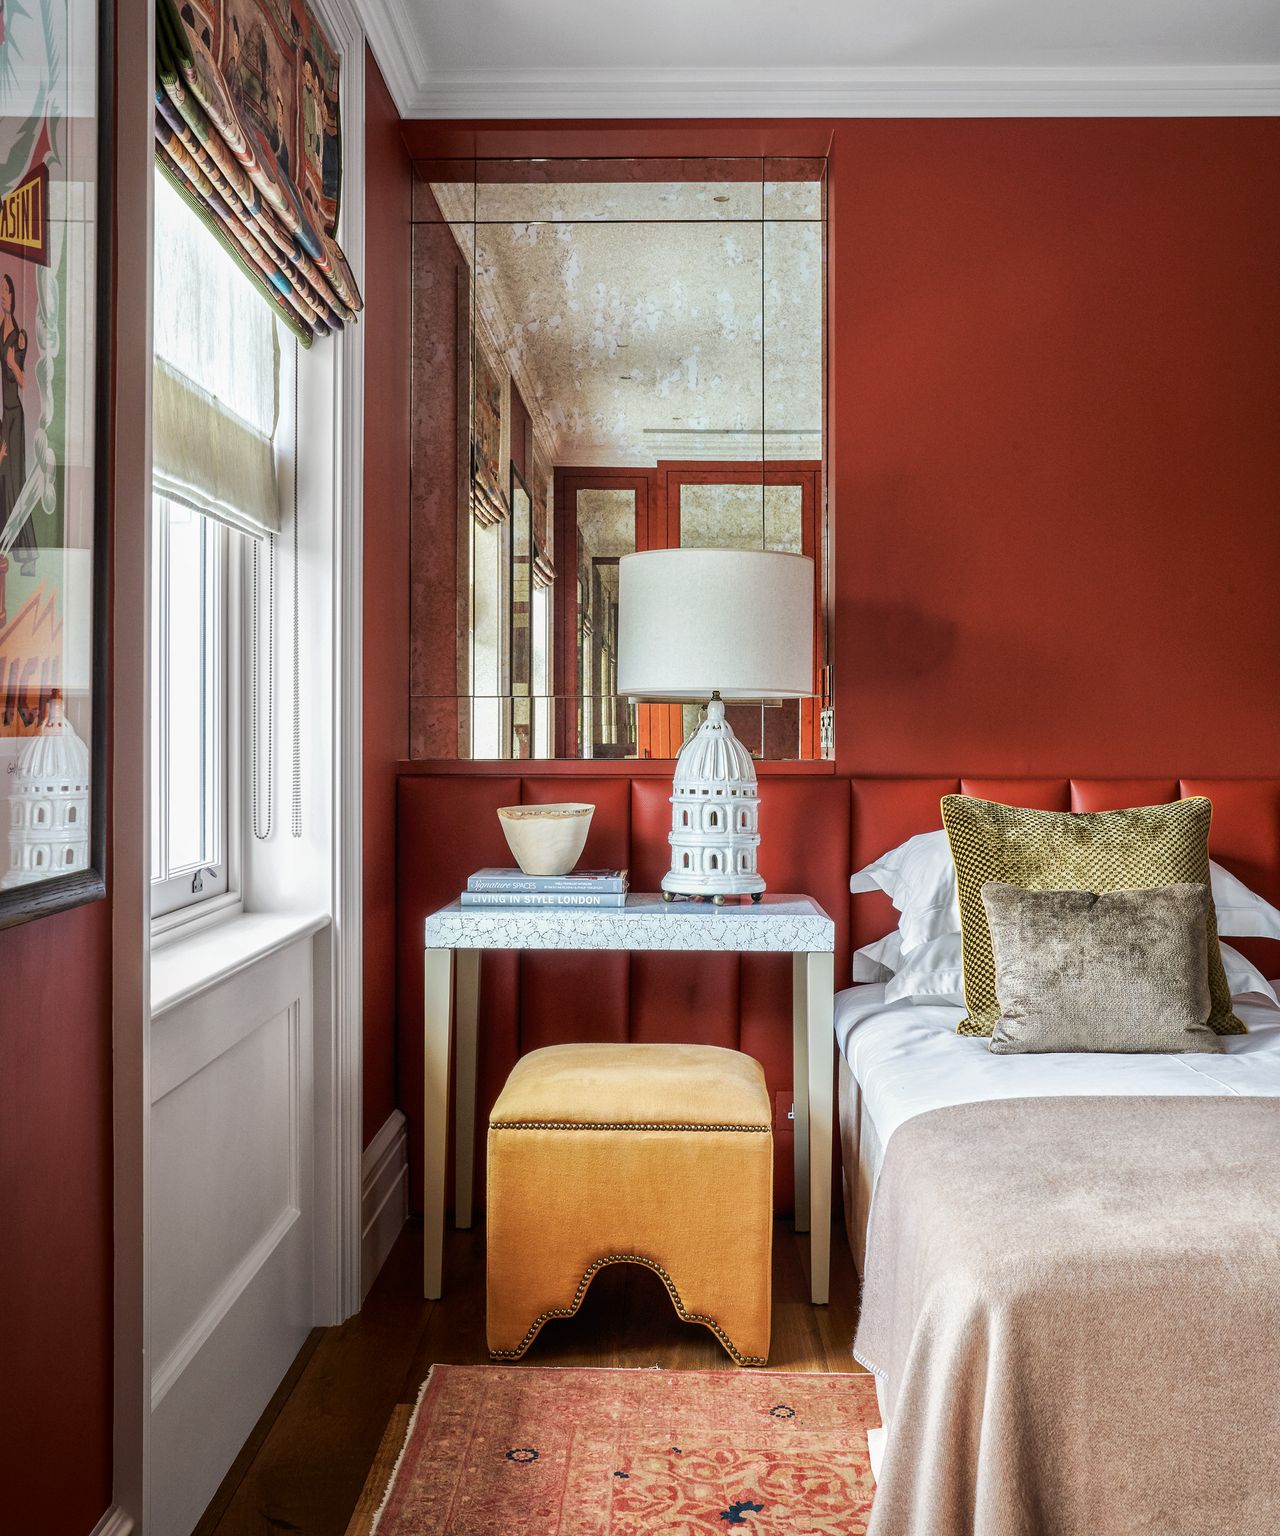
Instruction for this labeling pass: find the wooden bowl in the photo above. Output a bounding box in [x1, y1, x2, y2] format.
[497, 803, 594, 877]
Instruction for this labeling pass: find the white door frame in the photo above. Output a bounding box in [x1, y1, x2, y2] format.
[112, 0, 369, 1523]
[314, 0, 367, 1329]
[111, 0, 155, 1523]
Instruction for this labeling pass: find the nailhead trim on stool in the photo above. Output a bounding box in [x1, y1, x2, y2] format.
[488, 1252, 769, 1367]
[490, 1121, 771, 1134]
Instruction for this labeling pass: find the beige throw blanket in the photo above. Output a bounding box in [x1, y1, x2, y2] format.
[854, 1096, 1280, 1536]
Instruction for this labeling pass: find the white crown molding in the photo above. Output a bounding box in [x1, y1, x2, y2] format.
[421, 65, 1280, 120]
[352, 12, 1280, 123]
[643, 428, 823, 461]
[359, 0, 432, 117]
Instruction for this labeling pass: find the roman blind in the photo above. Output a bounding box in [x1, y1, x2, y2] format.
[154, 0, 362, 346]
[153, 171, 282, 537]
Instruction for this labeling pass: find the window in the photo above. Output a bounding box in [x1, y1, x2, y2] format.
[150, 170, 282, 925]
[469, 513, 508, 757]
[150, 496, 232, 918]
[531, 580, 552, 759]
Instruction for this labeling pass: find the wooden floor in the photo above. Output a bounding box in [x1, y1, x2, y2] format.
[195, 1217, 865, 1536]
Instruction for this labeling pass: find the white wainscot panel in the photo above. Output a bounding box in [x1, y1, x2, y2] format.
[148, 937, 314, 1536]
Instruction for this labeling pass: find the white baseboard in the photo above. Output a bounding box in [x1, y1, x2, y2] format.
[362, 1109, 409, 1299]
[90, 1507, 135, 1536]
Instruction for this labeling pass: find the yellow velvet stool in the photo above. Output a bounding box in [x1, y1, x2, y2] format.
[486, 1041, 774, 1366]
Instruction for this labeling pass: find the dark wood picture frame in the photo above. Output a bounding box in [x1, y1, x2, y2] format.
[0, 0, 113, 931]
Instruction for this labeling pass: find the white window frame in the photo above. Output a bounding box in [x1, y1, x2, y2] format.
[531, 581, 552, 758]
[149, 494, 243, 934]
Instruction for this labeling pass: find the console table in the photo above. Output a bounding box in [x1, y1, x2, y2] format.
[422, 893, 836, 1307]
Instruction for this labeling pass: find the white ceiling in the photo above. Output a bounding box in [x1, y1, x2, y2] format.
[358, 0, 1280, 118]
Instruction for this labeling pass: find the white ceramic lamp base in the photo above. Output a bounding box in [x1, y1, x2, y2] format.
[661, 695, 765, 903]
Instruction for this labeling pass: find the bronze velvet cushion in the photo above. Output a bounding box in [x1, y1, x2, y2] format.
[940, 794, 1244, 1039]
[487, 1043, 773, 1366]
[980, 881, 1221, 1055]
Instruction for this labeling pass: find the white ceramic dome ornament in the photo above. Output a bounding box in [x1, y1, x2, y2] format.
[4, 692, 91, 888]
[663, 692, 763, 903]
[616, 547, 816, 906]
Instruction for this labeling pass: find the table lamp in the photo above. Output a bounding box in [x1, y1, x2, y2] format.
[617, 548, 814, 903]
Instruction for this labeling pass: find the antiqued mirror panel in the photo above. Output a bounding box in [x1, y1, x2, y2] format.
[409, 156, 828, 760]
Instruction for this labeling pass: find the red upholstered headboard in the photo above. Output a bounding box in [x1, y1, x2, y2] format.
[849, 778, 1280, 967]
[398, 770, 1280, 1213]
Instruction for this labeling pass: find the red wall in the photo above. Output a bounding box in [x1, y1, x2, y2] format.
[400, 116, 1280, 781]
[0, 28, 137, 1530]
[0, 904, 114, 1527]
[389, 116, 1280, 1214]
[362, 49, 413, 1147]
[408, 178, 470, 759]
[830, 119, 1280, 778]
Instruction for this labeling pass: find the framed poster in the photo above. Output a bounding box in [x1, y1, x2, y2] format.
[0, 0, 111, 928]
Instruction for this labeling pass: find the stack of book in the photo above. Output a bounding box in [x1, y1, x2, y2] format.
[461, 868, 630, 908]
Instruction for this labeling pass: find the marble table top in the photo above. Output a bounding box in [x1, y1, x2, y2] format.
[424, 892, 835, 953]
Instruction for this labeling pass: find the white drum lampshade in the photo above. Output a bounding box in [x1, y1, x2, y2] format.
[617, 549, 815, 902]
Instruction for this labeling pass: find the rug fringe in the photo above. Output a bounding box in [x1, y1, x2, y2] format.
[370, 1369, 434, 1534]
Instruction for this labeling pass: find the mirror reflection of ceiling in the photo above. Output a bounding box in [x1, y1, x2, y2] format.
[575, 489, 639, 559]
[431, 175, 823, 468]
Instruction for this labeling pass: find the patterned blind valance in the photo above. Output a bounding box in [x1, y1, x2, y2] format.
[154, 0, 363, 345]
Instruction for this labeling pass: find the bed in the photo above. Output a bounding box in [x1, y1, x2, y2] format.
[838, 985, 1280, 1272]
[838, 988, 1280, 1536]
[836, 775, 1280, 1536]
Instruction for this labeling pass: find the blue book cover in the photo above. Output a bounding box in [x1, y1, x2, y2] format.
[460, 889, 628, 908]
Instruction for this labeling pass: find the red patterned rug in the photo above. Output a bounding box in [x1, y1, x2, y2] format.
[370, 1365, 879, 1534]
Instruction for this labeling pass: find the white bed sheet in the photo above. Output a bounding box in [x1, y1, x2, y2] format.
[838, 984, 1280, 1452]
[837, 983, 1280, 1154]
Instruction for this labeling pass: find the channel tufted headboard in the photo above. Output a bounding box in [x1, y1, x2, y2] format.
[397, 769, 1280, 1212]
[848, 777, 1280, 973]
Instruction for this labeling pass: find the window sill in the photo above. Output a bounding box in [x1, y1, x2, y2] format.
[151, 909, 330, 1020]
[151, 889, 242, 943]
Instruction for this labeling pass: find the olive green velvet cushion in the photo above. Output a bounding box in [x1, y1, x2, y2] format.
[940, 794, 1244, 1039]
[981, 881, 1221, 1054]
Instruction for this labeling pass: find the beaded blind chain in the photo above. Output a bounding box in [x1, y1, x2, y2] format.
[250, 531, 275, 841]
[252, 341, 305, 842]
[290, 340, 302, 839]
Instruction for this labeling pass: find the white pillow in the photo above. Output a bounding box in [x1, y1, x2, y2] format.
[1221, 944, 1280, 1006]
[882, 931, 964, 1003]
[848, 829, 959, 951]
[852, 930, 903, 982]
[1211, 861, 1280, 938]
[882, 930, 1280, 1010]
[851, 827, 1280, 948]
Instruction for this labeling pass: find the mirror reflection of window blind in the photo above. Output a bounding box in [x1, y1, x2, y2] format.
[152, 171, 281, 539]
